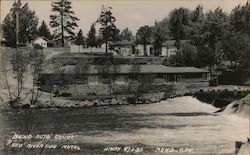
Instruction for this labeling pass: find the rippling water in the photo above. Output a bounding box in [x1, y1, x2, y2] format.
[0, 96, 248, 155]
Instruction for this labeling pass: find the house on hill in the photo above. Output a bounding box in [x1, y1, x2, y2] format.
[33, 37, 49, 48]
[110, 40, 135, 56]
[52, 37, 71, 47]
[161, 40, 177, 57]
[135, 40, 192, 57]
[39, 64, 210, 96]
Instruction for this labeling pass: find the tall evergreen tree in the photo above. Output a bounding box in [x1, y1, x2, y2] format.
[50, 0, 79, 47]
[74, 29, 84, 52]
[97, 6, 119, 53]
[86, 24, 97, 52]
[38, 20, 52, 39]
[2, 0, 38, 47]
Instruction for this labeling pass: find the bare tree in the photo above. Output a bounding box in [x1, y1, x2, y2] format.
[29, 48, 46, 105]
[0, 48, 13, 102]
[10, 48, 30, 105]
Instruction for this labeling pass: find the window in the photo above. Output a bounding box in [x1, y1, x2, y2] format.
[202, 73, 210, 81]
[99, 75, 111, 84]
[74, 76, 87, 84]
[175, 74, 181, 83]
[164, 75, 170, 83]
[154, 74, 165, 83]
[129, 75, 141, 84]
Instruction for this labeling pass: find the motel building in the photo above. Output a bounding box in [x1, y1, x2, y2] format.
[39, 64, 210, 96]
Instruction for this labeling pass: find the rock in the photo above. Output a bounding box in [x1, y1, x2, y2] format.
[21, 104, 30, 108]
[111, 98, 117, 105]
[85, 100, 94, 107]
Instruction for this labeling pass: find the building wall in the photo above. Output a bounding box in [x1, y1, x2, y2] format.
[34, 38, 47, 48]
[120, 46, 132, 56]
[53, 39, 70, 47]
[161, 46, 177, 57]
[135, 44, 152, 56]
[40, 72, 209, 96]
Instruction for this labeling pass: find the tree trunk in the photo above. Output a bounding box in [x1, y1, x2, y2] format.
[105, 39, 108, 54]
[2, 60, 12, 102]
[61, 10, 64, 47]
[143, 44, 147, 56]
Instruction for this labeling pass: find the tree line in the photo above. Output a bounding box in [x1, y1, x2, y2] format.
[2, 0, 250, 72]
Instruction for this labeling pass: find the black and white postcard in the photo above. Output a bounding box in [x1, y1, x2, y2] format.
[0, 0, 249, 154]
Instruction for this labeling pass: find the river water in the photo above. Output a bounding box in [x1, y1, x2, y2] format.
[0, 96, 249, 155]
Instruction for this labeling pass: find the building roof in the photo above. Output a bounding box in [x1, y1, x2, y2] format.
[34, 36, 49, 42]
[42, 64, 209, 74]
[162, 40, 176, 46]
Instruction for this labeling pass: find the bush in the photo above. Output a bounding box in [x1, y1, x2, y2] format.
[33, 43, 43, 49]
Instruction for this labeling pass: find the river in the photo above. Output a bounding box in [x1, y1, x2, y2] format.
[0, 96, 249, 155]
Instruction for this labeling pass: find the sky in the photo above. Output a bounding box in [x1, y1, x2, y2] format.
[0, 0, 248, 35]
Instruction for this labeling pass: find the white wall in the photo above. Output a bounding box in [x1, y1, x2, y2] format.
[34, 38, 47, 48]
[161, 46, 177, 57]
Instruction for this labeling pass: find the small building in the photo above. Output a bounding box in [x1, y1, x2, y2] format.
[110, 40, 135, 56]
[39, 64, 210, 96]
[161, 40, 177, 57]
[135, 44, 153, 56]
[33, 37, 48, 48]
[52, 37, 71, 47]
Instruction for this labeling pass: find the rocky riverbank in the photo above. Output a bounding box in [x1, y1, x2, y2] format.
[222, 93, 250, 119]
[193, 88, 250, 108]
[1, 85, 249, 109]
[4, 92, 165, 108]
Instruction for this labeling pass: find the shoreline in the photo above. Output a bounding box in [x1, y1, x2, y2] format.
[1, 86, 249, 109]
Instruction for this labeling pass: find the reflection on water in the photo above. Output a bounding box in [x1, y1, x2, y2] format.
[0, 96, 249, 155]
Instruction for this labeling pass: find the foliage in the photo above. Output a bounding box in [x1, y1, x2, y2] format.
[10, 48, 30, 104]
[230, 3, 250, 35]
[152, 26, 165, 56]
[74, 29, 85, 46]
[38, 20, 52, 40]
[196, 46, 217, 70]
[217, 32, 250, 68]
[33, 43, 43, 49]
[120, 27, 134, 41]
[169, 7, 190, 46]
[170, 44, 197, 67]
[135, 25, 152, 55]
[29, 48, 46, 104]
[2, 0, 39, 47]
[97, 6, 119, 53]
[86, 24, 97, 50]
[50, 0, 79, 47]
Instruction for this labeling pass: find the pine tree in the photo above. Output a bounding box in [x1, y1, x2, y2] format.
[50, 0, 79, 47]
[38, 21, 52, 40]
[2, 0, 39, 47]
[97, 6, 119, 53]
[86, 24, 97, 52]
[74, 29, 84, 52]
